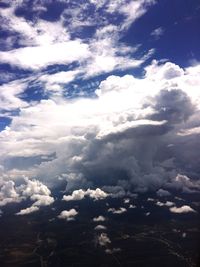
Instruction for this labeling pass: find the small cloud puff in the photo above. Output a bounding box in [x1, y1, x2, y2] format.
[169, 205, 196, 214]
[63, 188, 108, 201]
[150, 27, 164, 39]
[97, 233, 111, 246]
[129, 204, 136, 209]
[108, 207, 127, 214]
[58, 209, 78, 221]
[93, 215, 106, 222]
[16, 206, 39, 215]
[95, 225, 107, 230]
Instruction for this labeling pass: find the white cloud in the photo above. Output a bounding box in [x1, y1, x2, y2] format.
[58, 209, 78, 221]
[95, 224, 107, 230]
[63, 188, 108, 201]
[30, 194, 54, 206]
[97, 233, 111, 246]
[0, 177, 54, 216]
[0, 41, 90, 70]
[108, 207, 127, 214]
[119, 0, 156, 30]
[16, 206, 39, 215]
[0, 79, 28, 111]
[63, 189, 85, 201]
[0, 180, 22, 206]
[129, 204, 136, 209]
[124, 198, 130, 203]
[86, 188, 108, 200]
[151, 27, 164, 39]
[0, 1, 152, 78]
[39, 70, 80, 93]
[93, 215, 106, 222]
[169, 205, 196, 214]
[21, 178, 51, 197]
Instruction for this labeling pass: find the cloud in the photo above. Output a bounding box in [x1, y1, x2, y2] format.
[124, 198, 130, 203]
[156, 189, 171, 197]
[0, 180, 21, 206]
[63, 189, 85, 201]
[0, 79, 29, 111]
[108, 207, 127, 214]
[58, 209, 78, 221]
[0, 0, 154, 80]
[21, 177, 51, 197]
[169, 205, 196, 214]
[0, 41, 90, 70]
[63, 188, 108, 201]
[166, 174, 200, 193]
[39, 70, 80, 93]
[95, 225, 107, 230]
[97, 233, 111, 246]
[93, 215, 106, 222]
[86, 188, 108, 200]
[151, 27, 164, 39]
[129, 204, 136, 209]
[105, 248, 121, 254]
[16, 206, 39, 215]
[0, 60, 200, 198]
[0, 177, 54, 217]
[30, 194, 54, 206]
[156, 201, 174, 207]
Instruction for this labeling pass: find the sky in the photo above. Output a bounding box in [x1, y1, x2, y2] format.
[0, 0, 200, 215]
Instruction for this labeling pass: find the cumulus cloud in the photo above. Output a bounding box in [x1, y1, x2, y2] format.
[16, 206, 39, 215]
[21, 178, 51, 197]
[63, 188, 108, 201]
[129, 204, 136, 209]
[108, 207, 127, 214]
[97, 233, 111, 246]
[0, 180, 21, 206]
[169, 205, 196, 214]
[58, 209, 78, 221]
[30, 194, 54, 206]
[93, 215, 106, 222]
[124, 198, 130, 203]
[95, 225, 107, 230]
[86, 188, 108, 200]
[0, 177, 54, 216]
[63, 189, 85, 201]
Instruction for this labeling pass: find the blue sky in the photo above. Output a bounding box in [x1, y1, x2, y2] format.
[0, 0, 200, 214]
